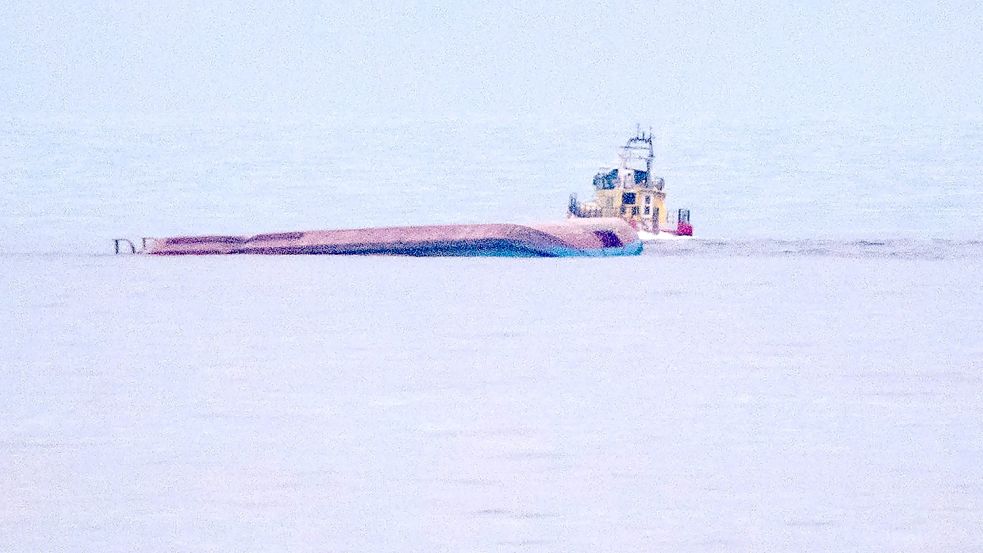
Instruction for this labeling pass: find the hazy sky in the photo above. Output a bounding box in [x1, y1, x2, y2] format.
[1, 0, 980, 118]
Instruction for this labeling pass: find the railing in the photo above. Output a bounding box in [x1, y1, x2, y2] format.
[113, 237, 156, 254]
[113, 238, 136, 254]
[659, 209, 692, 234]
[568, 194, 601, 218]
[664, 209, 690, 225]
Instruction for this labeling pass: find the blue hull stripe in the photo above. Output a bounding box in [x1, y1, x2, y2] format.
[226, 238, 644, 258]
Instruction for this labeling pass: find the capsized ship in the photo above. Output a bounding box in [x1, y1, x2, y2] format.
[113, 218, 642, 258]
[568, 130, 692, 239]
[111, 130, 689, 258]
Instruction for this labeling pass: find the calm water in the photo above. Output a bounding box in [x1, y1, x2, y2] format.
[2, 115, 982, 551]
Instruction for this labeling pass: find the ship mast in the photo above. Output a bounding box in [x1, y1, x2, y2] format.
[624, 125, 655, 188]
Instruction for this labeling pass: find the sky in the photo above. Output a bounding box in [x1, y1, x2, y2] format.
[1, 0, 981, 119]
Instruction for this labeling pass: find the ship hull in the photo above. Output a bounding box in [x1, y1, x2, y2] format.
[143, 219, 642, 258]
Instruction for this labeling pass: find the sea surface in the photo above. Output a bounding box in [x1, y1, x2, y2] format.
[2, 114, 982, 551]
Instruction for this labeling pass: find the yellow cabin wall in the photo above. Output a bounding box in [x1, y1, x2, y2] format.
[591, 189, 667, 225]
[653, 194, 667, 225]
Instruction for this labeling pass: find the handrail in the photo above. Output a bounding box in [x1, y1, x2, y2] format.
[568, 194, 601, 218]
[113, 238, 137, 254]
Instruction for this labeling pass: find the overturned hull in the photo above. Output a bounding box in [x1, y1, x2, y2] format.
[140, 218, 642, 257]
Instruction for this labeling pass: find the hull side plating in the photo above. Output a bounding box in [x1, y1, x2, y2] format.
[144, 219, 642, 258]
